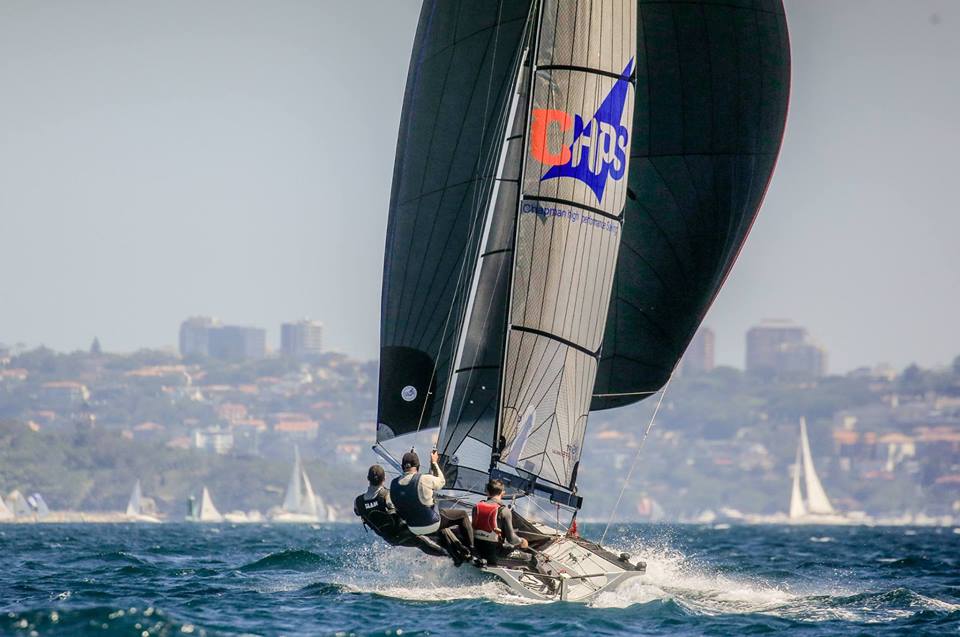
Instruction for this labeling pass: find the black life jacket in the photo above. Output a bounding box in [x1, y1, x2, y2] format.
[390, 473, 440, 530]
[354, 487, 401, 541]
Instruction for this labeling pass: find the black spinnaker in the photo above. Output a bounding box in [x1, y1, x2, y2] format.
[378, 0, 790, 509]
[592, 0, 792, 410]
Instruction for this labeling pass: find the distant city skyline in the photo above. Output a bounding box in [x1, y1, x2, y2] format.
[2, 1, 958, 372]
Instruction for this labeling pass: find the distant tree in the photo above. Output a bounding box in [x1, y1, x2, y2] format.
[90, 337, 102, 356]
[899, 363, 926, 396]
[953, 354, 960, 376]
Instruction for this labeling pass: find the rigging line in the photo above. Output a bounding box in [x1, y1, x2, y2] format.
[599, 371, 674, 546]
[412, 1, 508, 452]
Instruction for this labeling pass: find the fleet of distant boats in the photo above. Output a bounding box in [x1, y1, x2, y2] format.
[2, 431, 954, 526]
[0, 446, 338, 524]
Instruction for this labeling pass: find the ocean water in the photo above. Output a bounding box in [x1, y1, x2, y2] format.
[1, 523, 958, 636]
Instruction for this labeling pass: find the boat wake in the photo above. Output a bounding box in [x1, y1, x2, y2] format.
[590, 538, 959, 624]
[322, 537, 959, 626]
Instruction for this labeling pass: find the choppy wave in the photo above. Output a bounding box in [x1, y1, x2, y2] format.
[1, 523, 958, 636]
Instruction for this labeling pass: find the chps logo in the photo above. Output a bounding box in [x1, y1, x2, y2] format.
[529, 58, 634, 204]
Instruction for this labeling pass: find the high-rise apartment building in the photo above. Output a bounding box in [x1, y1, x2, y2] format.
[207, 326, 266, 361]
[746, 320, 827, 377]
[280, 320, 324, 358]
[178, 317, 265, 360]
[679, 327, 715, 374]
[179, 316, 219, 357]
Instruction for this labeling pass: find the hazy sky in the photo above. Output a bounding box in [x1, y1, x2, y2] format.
[1, 1, 957, 373]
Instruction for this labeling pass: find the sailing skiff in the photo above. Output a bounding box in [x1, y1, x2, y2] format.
[373, 0, 791, 601]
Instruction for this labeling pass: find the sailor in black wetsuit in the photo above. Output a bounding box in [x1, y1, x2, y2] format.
[354, 464, 445, 557]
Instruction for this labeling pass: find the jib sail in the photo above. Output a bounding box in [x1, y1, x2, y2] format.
[431, 0, 638, 500]
[493, 0, 637, 496]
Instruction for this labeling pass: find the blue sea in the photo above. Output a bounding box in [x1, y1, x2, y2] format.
[2, 522, 958, 636]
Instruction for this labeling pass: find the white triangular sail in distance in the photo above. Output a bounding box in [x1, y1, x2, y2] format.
[281, 446, 305, 513]
[198, 486, 223, 522]
[799, 418, 834, 515]
[789, 444, 807, 519]
[300, 467, 320, 518]
[8, 490, 31, 517]
[0, 494, 12, 520]
[126, 480, 143, 517]
[280, 446, 321, 518]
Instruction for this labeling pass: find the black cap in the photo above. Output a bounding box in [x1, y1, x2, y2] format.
[401, 451, 420, 471]
[367, 464, 385, 485]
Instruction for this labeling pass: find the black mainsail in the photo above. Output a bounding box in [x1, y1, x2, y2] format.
[378, 0, 790, 512]
[378, 1, 534, 454]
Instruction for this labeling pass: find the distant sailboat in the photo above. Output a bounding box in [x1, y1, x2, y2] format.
[27, 493, 50, 518]
[187, 486, 223, 523]
[7, 490, 32, 518]
[272, 446, 327, 522]
[0, 494, 13, 521]
[789, 418, 847, 524]
[125, 480, 161, 523]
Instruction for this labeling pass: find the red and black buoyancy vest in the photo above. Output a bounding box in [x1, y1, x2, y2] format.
[472, 500, 501, 543]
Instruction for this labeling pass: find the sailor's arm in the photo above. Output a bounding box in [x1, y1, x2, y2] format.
[500, 508, 528, 548]
[422, 449, 445, 489]
[381, 488, 396, 513]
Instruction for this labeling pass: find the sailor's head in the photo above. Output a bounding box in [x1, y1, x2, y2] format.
[401, 451, 420, 473]
[367, 464, 385, 486]
[485, 479, 505, 498]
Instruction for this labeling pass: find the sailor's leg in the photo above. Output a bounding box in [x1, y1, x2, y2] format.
[439, 509, 474, 549]
[474, 539, 499, 566]
[413, 534, 448, 558]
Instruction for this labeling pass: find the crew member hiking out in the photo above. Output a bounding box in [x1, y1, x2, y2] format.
[390, 450, 474, 564]
[354, 463, 445, 557]
[472, 478, 529, 566]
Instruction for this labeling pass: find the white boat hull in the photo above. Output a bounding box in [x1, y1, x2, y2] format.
[480, 532, 645, 602]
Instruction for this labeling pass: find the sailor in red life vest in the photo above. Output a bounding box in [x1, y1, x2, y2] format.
[471, 479, 529, 565]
